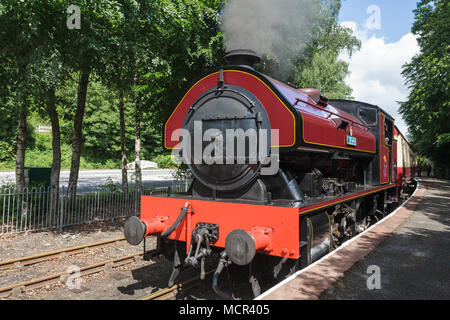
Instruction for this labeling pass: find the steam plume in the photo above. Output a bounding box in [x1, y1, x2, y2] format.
[221, 0, 320, 78]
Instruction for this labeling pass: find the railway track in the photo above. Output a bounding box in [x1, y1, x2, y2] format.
[0, 237, 155, 298]
[0, 237, 126, 272]
[0, 251, 143, 298]
[137, 271, 214, 300]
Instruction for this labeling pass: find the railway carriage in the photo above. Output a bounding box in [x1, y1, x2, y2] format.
[124, 50, 417, 299]
[395, 127, 417, 187]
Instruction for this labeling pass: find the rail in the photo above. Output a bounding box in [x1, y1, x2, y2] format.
[137, 271, 214, 300]
[0, 237, 126, 271]
[0, 251, 143, 298]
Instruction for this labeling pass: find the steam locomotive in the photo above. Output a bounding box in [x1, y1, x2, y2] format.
[124, 50, 417, 299]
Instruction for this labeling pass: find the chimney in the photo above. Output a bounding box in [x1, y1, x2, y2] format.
[223, 49, 261, 69]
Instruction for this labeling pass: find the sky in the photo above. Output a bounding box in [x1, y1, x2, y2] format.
[338, 0, 420, 135]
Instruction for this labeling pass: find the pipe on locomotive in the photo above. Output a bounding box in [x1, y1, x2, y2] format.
[212, 251, 235, 300]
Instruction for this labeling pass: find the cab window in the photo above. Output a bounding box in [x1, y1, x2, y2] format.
[358, 107, 377, 126]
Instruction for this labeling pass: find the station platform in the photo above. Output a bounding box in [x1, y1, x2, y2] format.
[257, 177, 450, 300]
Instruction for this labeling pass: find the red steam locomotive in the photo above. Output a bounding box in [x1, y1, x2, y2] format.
[124, 50, 416, 299]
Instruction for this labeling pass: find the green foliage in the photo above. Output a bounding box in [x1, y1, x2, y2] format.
[79, 81, 122, 157]
[100, 177, 122, 193]
[56, 75, 166, 163]
[133, 0, 225, 123]
[172, 163, 194, 182]
[0, 141, 14, 162]
[293, 50, 354, 99]
[258, 0, 360, 99]
[400, 0, 450, 177]
[0, 96, 17, 161]
[153, 154, 176, 169]
[0, 131, 120, 171]
[0, 0, 360, 179]
[296, 1, 360, 99]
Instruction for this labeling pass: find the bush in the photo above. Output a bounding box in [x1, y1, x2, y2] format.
[100, 176, 121, 193]
[153, 154, 176, 169]
[0, 141, 14, 162]
[171, 163, 193, 181]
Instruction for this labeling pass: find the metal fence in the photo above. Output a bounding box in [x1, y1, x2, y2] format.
[0, 181, 189, 235]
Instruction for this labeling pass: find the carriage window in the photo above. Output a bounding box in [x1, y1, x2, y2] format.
[358, 107, 377, 126]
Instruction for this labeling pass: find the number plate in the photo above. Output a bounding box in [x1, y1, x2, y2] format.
[346, 135, 357, 147]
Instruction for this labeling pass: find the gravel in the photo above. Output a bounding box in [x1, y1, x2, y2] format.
[0, 218, 129, 261]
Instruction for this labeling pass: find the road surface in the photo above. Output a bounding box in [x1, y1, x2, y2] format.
[0, 169, 175, 190]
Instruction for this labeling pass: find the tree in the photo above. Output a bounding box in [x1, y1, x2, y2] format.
[59, 0, 124, 196]
[0, 57, 17, 163]
[31, 53, 66, 217]
[400, 0, 450, 177]
[100, 0, 161, 195]
[255, 0, 360, 99]
[293, 49, 355, 99]
[30, 53, 67, 195]
[126, 0, 225, 193]
[0, 0, 58, 191]
[292, 0, 360, 99]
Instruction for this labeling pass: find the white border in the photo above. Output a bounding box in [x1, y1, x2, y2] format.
[255, 180, 420, 300]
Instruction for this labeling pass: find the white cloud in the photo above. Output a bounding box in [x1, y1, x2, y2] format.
[340, 21, 419, 136]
